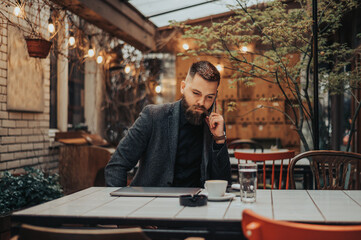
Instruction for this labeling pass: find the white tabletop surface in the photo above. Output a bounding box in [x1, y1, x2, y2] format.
[13, 187, 361, 225]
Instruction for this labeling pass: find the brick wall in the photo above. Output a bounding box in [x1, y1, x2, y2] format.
[0, 4, 59, 174]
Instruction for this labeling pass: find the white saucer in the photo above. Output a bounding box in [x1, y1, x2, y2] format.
[207, 193, 235, 201]
[231, 184, 240, 190]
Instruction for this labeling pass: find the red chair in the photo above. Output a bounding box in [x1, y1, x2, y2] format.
[242, 209, 361, 240]
[234, 151, 295, 189]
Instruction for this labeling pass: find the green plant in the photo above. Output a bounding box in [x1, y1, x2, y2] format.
[0, 167, 63, 215]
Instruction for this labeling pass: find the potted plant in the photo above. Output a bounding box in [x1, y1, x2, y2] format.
[25, 37, 52, 58]
[0, 167, 63, 240]
[23, 7, 53, 59]
[2, 1, 54, 58]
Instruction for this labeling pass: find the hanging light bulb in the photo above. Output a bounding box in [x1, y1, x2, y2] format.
[48, 23, 55, 33]
[216, 64, 223, 72]
[88, 45, 95, 57]
[124, 65, 131, 74]
[155, 85, 162, 94]
[13, 6, 21, 17]
[48, 19, 55, 33]
[241, 46, 248, 52]
[68, 32, 75, 46]
[68, 36, 75, 46]
[96, 55, 103, 64]
[182, 43, 189, 50]
[88, 49, 95, 57]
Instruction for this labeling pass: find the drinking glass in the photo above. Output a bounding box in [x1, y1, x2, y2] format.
[239, 163, 257, 203]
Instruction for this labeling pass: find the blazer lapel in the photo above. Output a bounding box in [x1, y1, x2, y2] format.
[168, 100, 181, 171]
[202, 124, 211, 183]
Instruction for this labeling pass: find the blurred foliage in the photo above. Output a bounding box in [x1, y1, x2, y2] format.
[175, 0, 361, 150]
[0, 167, 63, 215]
[104, 44, 162, 146]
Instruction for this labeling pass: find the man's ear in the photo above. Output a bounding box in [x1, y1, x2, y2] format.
[180, 80, 186, 94]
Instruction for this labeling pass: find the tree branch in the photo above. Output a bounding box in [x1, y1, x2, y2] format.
[346, 98, 361, 152]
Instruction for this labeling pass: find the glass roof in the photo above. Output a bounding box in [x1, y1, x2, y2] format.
[128, 0, 269, 27]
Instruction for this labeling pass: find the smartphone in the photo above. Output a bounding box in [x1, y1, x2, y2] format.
[208, 91, 218, 116]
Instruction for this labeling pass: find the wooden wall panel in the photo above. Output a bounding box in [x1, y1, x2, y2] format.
[282, 124, 301, 147]
[237, 101, 255, 123]
[237, 123, 256, 139]
[237, 80, 254, 100]
[226, 124, 238, 140]
[218, 78, 237, 99]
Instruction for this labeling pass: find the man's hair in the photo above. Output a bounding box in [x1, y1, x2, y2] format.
[187, 61, 220, 85]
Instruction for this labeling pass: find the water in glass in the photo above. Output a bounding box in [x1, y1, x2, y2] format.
[239, 163, 257, 203]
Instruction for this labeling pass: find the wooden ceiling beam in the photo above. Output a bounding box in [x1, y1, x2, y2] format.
[51, 0, 156, 51]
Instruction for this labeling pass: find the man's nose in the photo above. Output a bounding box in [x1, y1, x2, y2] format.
[196, 97, 206, 106]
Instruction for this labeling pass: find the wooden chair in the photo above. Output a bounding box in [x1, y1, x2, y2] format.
[228, 139, 264, 156]
[59, 145, 112, 194]
[289, 150, 361, 190]
[15, 224, 150, 240]
[234, 150, 295, 189]
[242, 209, 361, 240]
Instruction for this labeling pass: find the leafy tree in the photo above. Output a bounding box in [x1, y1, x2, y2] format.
[177, 0, 360, 151]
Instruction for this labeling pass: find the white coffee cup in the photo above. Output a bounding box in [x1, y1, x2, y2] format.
[204, 180, 227, 197]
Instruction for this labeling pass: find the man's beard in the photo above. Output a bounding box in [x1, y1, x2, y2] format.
[181, 97, 209, 126]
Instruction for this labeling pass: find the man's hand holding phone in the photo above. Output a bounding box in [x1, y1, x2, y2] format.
[205, 112, 226, 144]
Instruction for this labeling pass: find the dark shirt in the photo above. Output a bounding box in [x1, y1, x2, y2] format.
[173, 104, 203, 187]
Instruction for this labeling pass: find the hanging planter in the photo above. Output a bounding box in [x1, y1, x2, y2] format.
[25, 38, 52, 58]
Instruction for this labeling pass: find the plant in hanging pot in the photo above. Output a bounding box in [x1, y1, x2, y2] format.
[23, 12, 53, 59]
[3, 0, 55, 59]
[25, 37, 52, 58]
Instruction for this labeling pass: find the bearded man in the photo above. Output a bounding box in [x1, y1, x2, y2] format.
[105, 61, 231, 187]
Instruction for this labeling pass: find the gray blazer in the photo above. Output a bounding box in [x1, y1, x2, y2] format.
[105, 100, 231, 187]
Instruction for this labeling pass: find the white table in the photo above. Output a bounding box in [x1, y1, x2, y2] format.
[12, 187, 361, 239]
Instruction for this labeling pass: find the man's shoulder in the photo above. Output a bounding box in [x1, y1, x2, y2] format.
[143, 101, 180, 117]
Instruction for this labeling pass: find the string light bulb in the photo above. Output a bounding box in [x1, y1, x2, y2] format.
[216, 64, 223, 72]
[182, 43, 189, 50]
[48, 19, 55, 33]
[155, 85, 162, 94]
[68, 32, 75, 46]
[124, 65, 131, 74]
[13, 6, 21, 17]
[241, 46, 248, 52]
[68, 36, 75, 46]
[88, 45, 95, 57]
[96, 55, 103, 64]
